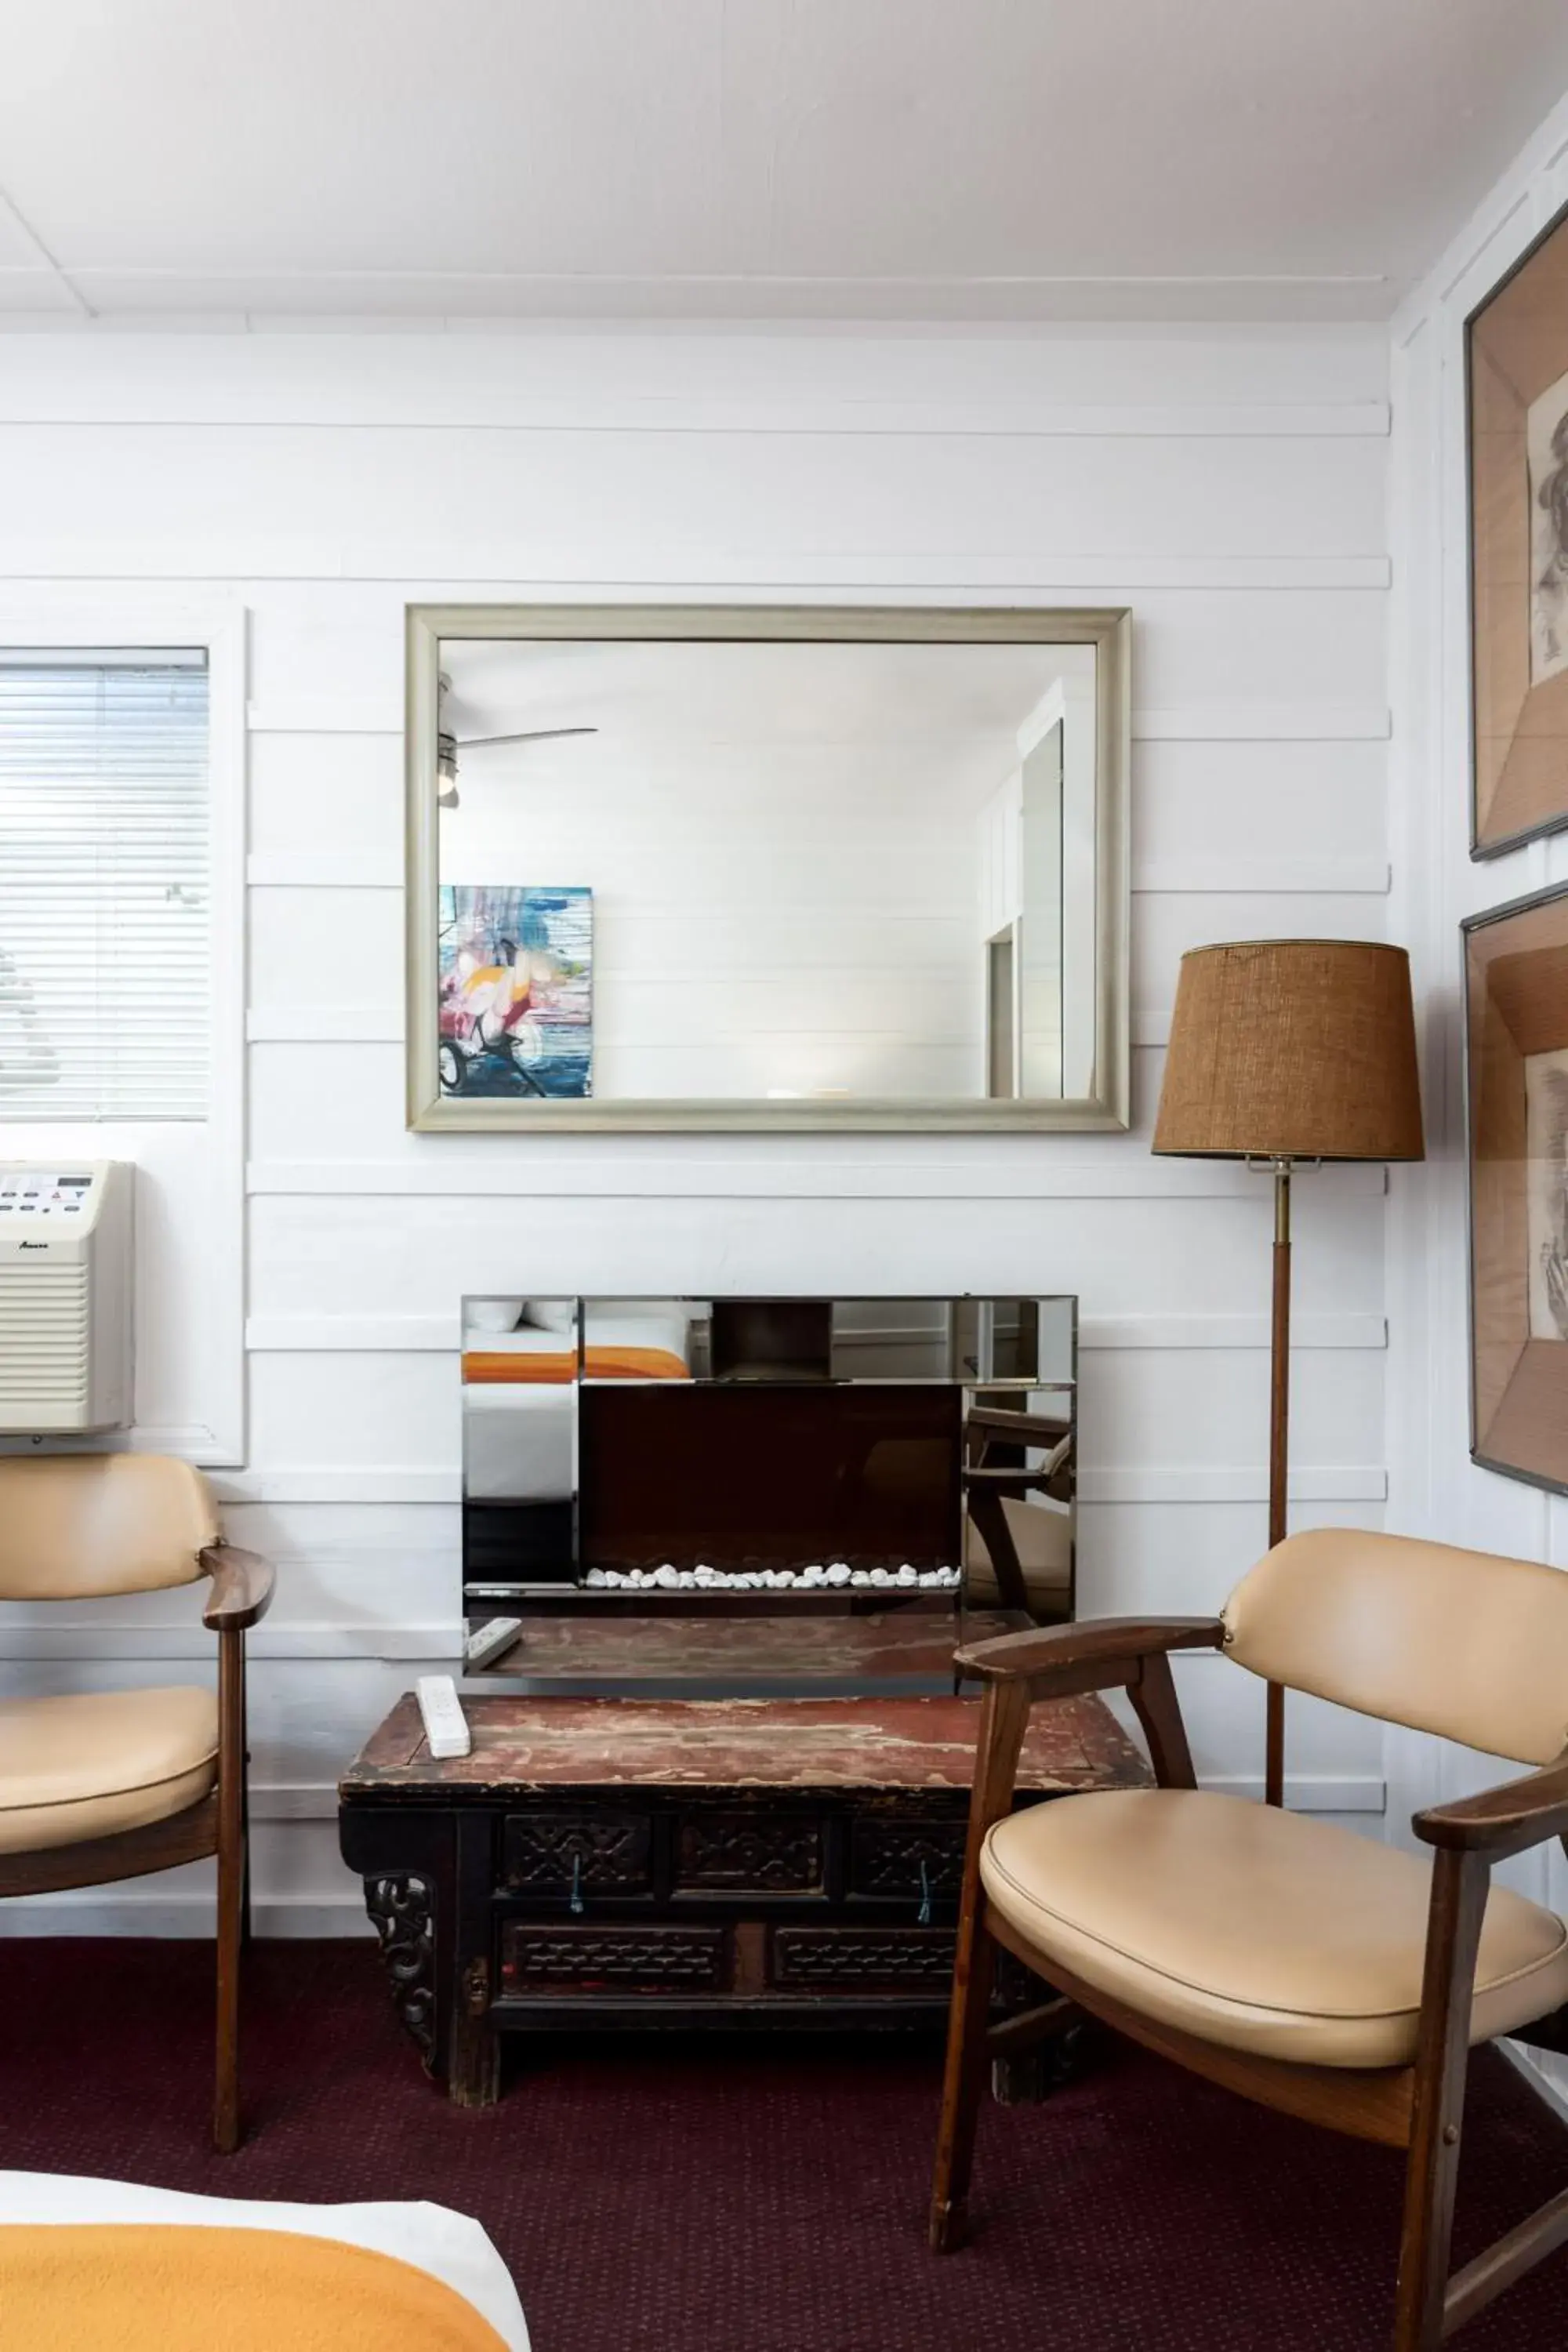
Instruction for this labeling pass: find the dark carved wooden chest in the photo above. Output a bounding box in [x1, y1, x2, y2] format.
[339, 1692, 1149, 2105]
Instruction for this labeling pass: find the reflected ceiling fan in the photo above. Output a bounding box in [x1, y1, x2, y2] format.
[437, 672, 597, 808]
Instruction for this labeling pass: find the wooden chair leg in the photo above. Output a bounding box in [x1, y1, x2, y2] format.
[1392, 1849, 1490, 2351]
[930, 1675, 1030, 2252]
[965, 1485, 1031, 1618]
[930, 1903, 999, 2251]
[240, 1666, 254, 1951]
[213, 1626, 246, 2153]
[215, 1816, 244, 2151]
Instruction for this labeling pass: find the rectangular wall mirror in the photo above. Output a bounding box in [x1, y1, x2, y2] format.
[460, 1293, 1077, 1693]
[406, 605, 1129, 1131]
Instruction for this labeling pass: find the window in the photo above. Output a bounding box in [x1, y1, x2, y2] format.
[0, 651, 209, 1119]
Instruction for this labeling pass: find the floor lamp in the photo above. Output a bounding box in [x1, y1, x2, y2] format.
[1152, 939, 1425, 1807]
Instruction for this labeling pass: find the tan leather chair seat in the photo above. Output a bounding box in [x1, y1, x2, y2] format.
[982, 1788, 1568, 2070]
[0, 1687, 219, 1856]
[966, 1496, 1073, 1610]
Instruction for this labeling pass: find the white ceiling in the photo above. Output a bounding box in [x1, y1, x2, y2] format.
[442, 637, 1082, 762]
[2, 0, 1566, 327]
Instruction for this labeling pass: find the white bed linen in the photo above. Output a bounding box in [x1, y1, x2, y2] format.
[465, 1381, 575, 1501]
[0, 2170, 529, 2350]
[463, 1301, 695, 1502]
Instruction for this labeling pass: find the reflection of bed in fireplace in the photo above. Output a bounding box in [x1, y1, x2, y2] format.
[463, 1300, 695, 1582]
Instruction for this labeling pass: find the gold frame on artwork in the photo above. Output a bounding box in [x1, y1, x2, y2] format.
[1468, 195, 1568, 857]
[1464, 880, 1568, 1491]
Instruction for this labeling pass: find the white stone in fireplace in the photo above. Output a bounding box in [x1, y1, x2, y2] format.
[582, 1563, 961, 1592]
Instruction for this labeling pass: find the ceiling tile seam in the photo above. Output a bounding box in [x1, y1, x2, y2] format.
[0, 186, 92, 318]
[31, 267, 1392, 292]
[0, 408, 1392, 439]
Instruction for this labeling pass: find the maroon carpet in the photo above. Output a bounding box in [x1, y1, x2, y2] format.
[3, 1941, 1568, 2350]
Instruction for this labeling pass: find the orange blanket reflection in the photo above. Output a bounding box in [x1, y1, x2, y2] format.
[0, 2223, 510, 2352]
[461, 1346, 688, 1385]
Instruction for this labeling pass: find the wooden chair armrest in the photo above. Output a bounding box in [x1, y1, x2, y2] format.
[1413, 1756, 1568, 1862]
[200, 1544, 276, 1632]
[956, 1616, 1225, 1697]
[961, 1465, 1057, 1490]
[953, 1625, 1211, 1972]
[965, 1406, 1073, 1444]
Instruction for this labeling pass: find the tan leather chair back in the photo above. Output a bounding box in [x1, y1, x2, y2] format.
[1222, 1528, 1568, 1766]
[0, 1454, 218, 1600]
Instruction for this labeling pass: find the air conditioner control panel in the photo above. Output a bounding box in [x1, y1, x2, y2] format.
[0, 1169, 105, 1223]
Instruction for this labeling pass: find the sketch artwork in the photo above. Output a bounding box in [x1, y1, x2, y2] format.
[1526, 1047, 1568, 1338]
[1530, 365, 1568, 688]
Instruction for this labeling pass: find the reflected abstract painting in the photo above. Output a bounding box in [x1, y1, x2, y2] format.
[438, 884, 593, 1098]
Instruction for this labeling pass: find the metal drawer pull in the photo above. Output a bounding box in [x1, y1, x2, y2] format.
[918, 1860, 932, 1926]
[570, 1853, 585, 1915]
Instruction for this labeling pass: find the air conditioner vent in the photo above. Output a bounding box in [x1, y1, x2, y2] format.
[0, 1165, 132, 1433]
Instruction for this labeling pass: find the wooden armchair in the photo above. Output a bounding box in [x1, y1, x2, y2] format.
[931, 1527, 1568, 2351]
[0, 1454, 274, 2151]
[962, 1406, 1073, 1620]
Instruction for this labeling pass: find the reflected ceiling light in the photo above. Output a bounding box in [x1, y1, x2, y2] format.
[435, 669, 597, 813]
[437, 731, 460, 810]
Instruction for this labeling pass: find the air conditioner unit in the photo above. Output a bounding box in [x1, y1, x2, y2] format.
[0, 1162, 132, 1433]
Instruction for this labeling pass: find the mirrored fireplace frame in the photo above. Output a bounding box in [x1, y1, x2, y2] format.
[460, 1291, 1078, 1689]
[405, 602, 1131, 1132]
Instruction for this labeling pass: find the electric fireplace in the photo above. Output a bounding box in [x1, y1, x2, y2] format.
[460, 1294, 1076, 1691]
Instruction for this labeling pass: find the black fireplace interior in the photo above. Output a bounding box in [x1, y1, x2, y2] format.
[580, 1382, 961, 1573]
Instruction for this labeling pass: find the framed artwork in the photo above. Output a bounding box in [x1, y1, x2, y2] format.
[1468, 195, 1568, 856]
[1464, 880, 1568, 1490]
[437, 884, 593, 1099]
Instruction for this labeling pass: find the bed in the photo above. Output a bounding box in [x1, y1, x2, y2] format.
[0, 2170, 529, 2350]
[463, 1298, 698, 1504]
[461, 1298, 696, 1386]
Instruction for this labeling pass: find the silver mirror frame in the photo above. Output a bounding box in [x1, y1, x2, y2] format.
[405, 602, 1131, 1133]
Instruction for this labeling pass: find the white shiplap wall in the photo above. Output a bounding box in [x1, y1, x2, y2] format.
[1385, 91, 1568, 2097]
[440, 727, 992, 1103]
[0, 324, 1392, 1930]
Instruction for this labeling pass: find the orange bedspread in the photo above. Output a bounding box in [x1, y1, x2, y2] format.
[0, 2223, 510, 2352]
[462, 1345, 688, 1384]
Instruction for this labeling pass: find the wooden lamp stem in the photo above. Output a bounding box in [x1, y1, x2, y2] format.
[1265, 1159, 1291, 1808]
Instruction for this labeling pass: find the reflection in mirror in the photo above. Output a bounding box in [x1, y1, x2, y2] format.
[459, 1294, 1076, 1691]
[414, 616, 1124, 1127]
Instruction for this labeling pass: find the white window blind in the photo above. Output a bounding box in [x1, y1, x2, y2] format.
[0, 651, 209, 1120]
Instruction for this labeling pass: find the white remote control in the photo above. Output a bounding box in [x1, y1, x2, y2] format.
[464, 1616, 522, 1671]
[416, 1674, 471, 1760]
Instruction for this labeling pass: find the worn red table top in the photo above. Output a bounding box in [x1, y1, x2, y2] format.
[339, 1691, 1149, 1800]
[470, 1606, 1017, 1682]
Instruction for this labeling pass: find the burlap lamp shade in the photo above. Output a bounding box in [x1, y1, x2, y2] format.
[1153, 939, 1425, 1163]
[1152, 937, 1424, 1811]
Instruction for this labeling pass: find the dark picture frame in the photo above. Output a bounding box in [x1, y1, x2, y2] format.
[1464, 880, 1568, 1490]
[1468, 194, 1568, 858]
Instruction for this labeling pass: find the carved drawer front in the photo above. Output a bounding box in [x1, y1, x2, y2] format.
[848, 1816, 967, 1902]
[501, 1923, 724, 1994]
[499, 1811, 651, 1894]
[673, 1809, 824, 1893]
[770, 1926, 957, 1991]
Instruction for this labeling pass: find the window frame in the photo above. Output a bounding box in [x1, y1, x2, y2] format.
[0, 597, 245, 1465]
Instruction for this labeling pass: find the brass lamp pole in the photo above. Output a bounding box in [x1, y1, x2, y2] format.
[1152, 940, 1425, 1809]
